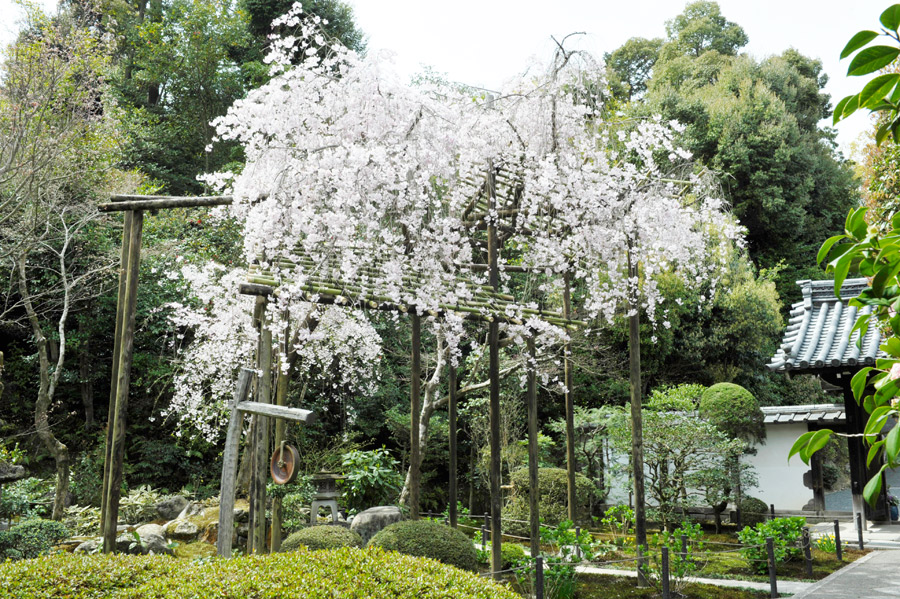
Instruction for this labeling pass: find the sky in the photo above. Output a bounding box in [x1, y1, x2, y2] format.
[0, 0, 890, 155]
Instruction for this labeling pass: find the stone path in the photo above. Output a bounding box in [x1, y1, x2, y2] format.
[790, 550, 900, 598]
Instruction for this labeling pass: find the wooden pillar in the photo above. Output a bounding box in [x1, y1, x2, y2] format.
[102, 210, 144, 553]
[448, 364, 458, 528]
[217, 368, 253, 557]
[563, 273, 576, 523]
[100, 210, 133, 537]
[248, 296, 273, 553]
[626, 240, 648, 586]
[810, 449, 826, 513]
[410, 313, 422, 519]
[487, 164, 503, 578]
[270, 356, 290, 552]
[527, 336, 541, 558]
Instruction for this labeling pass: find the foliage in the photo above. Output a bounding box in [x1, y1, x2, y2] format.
[118, 485, 164, 524]
[276, 477, 316, 534]
[646, 383, 706, 411]
[738, 497, 770, 527]
[281, 525, 363, 552]
[737, 517, 806, 574]
[0, 518, 69, 561]
[663, 1, 748, 58]
[832, 4, 900, 143]
[0, 549, 519, 598]
[477, 541, 527, 569]
[815, 534, 838, 553]
[699, 383, 766, 444]
[340, 448, 402, 514]
[368, 520, 479, 572]
[642, 521, 705, 595]
[0, 477, 52, 522]
[600, 504, 635, 547]
[63, 505, 102, 537]
[503, 467, 594, 535]
[70, 446, 105, 507]
[792, 205, 900, 505]
[515, 521, 595, 599]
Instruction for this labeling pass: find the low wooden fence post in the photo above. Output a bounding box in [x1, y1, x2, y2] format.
[661, 546, 671, 599]
[535, 556, 544, 599]
[802, 527, 813, 578]
[834, 519, 843, 562]
[766, 537, 778, 598]
[856, 514, 865, 550]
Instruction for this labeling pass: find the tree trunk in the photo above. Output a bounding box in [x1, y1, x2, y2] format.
[18, 255, 70, 520]
[79, 317, 94, 428]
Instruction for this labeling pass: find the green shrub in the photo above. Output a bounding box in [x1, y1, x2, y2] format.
[478, 542, 527, 569]
[282, 525, 364, 552]
[737, 516, 806, 574]
[739, 497, 769, 527]
[0, 548, 518, 598]
[0, 477, 52, 522]
[0, 518, 69, 560]
[368, 520, 478, 572]
[699, 383, 765, 443]
[340, 448, 402, 514]
[504, 467, 594, 534]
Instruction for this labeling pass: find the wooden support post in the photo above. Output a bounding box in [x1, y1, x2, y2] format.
[102, 210, 144, 554]
[626, 240, 648, 586]
[100, 210, 133, 537]
[766, 537, 778, 598]
[834, 519, 843, 561]
[217, 369, 254, 557]
[410, 313, 422, 520]
[248, 296, 273, 553]
[487, 164, 503, 579]
[270, 356, 290, 553]
[527, 336, 541, 559]
[563, 272, 576, 524]
[449, 364, 458, 528]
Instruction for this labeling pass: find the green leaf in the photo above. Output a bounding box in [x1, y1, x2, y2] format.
[846, 206, 869, 239]
[893, 213, 900, 231]
[788, 431, 816, 464]
[877, 121, 893, 145]
[864, 465, 888, 508]
[833, 252, 853, 292]
[849, 46, 900, 76]
[865, 406, 893, 437]
[852, 367, 875, 400]
[865, 393, 876, 413]
[817, 235, 847, 265]
[834, 95, 855, 124]
[842, 30, 880, 58]
[887, 423, 900, 462]
[860, 74, 900, 108]
[842, 93, 861, 120]
[872, 260, 900, 296]
[806, 429, 832, 460]
[882, 5, 900, 31]
[868, 439, 886, 467]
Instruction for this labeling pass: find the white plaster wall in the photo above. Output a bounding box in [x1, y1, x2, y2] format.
[745, 422, 813, 511]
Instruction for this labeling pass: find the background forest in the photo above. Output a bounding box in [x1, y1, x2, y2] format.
[0, 0, 870, 519]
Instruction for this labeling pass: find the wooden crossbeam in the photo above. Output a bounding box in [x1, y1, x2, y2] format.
[99, 195, 233, 212]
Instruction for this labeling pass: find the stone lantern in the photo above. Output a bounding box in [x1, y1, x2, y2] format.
[309, 471, 345, 525]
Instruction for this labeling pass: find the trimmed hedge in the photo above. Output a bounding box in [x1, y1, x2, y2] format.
[0, 548, 518, 599]
[504, 467, 594, 534]
[739, 497, 769, 527]
[282, 525, 364, 552]
[368, 520, 478, 572]
[0, 518, 69, 560]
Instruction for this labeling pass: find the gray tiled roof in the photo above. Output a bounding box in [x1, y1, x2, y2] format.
[761, 404, 845, 424]
[767, 278, 884, 373]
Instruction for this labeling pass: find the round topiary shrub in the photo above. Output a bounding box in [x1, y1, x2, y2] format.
[0, 548, 520, 598]
[282, 525, 364, 552]
[699, 383, 765, 444]
[0, 518, 69, 560]
[501, 542, 526, 568]
[503, 467, 594, 535]
[367, 520, 478, 571]
[739, 497, 769, 527]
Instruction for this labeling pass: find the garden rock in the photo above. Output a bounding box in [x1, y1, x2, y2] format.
[176, 501, 203, 520]
[140, 532, 172, 555]
[167, 519, 199, 541]
[156, 495, 189, 520]
[115, 533, 144, 555]
[350, 506, 402, 544]
[74, 539, 99, 554]
[0, 463, 25, 483]
[136, 523, 165, 538]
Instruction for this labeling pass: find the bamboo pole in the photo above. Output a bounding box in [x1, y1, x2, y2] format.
[449, 365, 458, 528]
[527, 336, 541, 558]
[626, 240, 649, 587]
[99, 196, 233, 212]
[248, 296, 273, 554]
[487, 164, 503, 579]
[99, 210, 132, 537]
[217, 368, 254, 557]
[102, 210, 144, 553]
[563, 272, 577, 523]
[410, 313, 422, 520]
